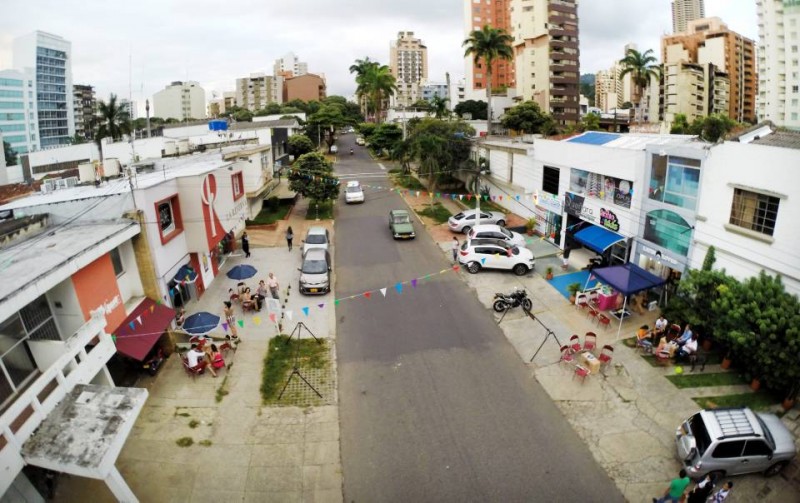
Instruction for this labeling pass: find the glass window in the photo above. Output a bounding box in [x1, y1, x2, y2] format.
[19, 295, 61, 342]
[712, 440, 745, 458]
[158, 200, 175, 234]
[644, 209, 692, 257]
[110, 248, 124, 277]
[729, 189, 780, 236]
[650, 155, 700, 210]
[743, 440, 772, 456]
[542, 166, 560, 194]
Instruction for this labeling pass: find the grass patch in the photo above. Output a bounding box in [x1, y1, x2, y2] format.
[246, 198, 293, 226]
[666, 372, 747, 389]
[622, 336, 637, 348]
[188, 419, 200, 429]
[392, 173, 426, 191]
[305, 200, 334, 220]
[416, 202, 452, 224]
[693, 391, 780, 411]
[199, 440, 213, 447]
[261, 335, 329, 404]
[176, 437, 194, 447]
[457, 196, 507, 214]
[215, 364, 233, 403]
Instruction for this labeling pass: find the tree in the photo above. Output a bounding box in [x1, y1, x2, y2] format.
[95, 93, 132, 172]
[670, 113, 691, 135]
[70, 133, 88, 145]
[453, 100, 488, 120]
[349, 57, 376, 118]
[308, 104, 347, 151]
[702, 245, 716, 271]
[287, 152, 340, 202]
[429, 95, 450, 119]
[463, 25, 514, 135]
[618, 48, 660, 123]
[288, 134, 314, 157]
[402, 118, 475, 194]
[697, 114, 736, 143]
[232, 109, 253, 122]
[3, 141, 18, 166]
[365, 123, 402, 154]
[350, 58, 396, 123]
[501, 101, 553, 134]
[411, 99, 431, 110]
[254, 103, 282, 116]
[580, 113, 601, 132]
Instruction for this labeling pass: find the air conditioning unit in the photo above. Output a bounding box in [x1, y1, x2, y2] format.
[65, 176, 79, 188]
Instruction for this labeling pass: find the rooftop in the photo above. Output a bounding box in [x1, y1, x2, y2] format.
[731, 122, 800, 150]
[566, 131, 699, 150]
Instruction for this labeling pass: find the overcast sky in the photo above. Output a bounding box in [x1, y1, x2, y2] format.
[0, 0, 756, 116]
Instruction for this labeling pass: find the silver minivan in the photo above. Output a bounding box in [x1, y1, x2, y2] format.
[298, 248, 331, 295]
[675, 407, 796, 479]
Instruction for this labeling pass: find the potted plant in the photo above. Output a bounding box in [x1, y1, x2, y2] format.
[750, 376, 761, 391]
[545, 266, 554, 281]
[525, 218, 537, 236]
[566, 283, 581, 304]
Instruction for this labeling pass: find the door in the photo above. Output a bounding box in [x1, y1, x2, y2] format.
[739, 439, 775, 474]
[474, 246, 496, 268]
[710, 440, 746, 475]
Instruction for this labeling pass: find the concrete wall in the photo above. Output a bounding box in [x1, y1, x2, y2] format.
[47, 277, 83, 340]
[116, 240, 145, 303]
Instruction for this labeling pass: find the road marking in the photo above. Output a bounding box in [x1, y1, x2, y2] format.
[378, 163, 386, 171]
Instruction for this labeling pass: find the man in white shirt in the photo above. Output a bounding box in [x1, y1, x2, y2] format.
[186, 345, 207, 372]
[678, 334, 698, 359]
[654, 315, 668, 336]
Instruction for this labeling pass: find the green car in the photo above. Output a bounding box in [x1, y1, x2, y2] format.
[389, 210, 416, 239]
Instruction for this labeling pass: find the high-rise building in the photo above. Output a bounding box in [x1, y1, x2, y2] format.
[389, 31, 428, 107]
[672, 0, 705, 33]
[235, 73, 284, 111]
[757, 0, 800, 129]
[463, 0, 514, 100]
[663, 59, 730, 123]
[273, 52, 308, 79]
[510, 0, 580, 124]
[120, 99, 138, 120]
[152, 81, 206, 121]
[594, 69, 622, 113]
[72, 84, 95, 140]
[283, 73, 326, 102]
[12, 31, 74, 149]
[0, 69, 38, 156]
[662, 17, 756, 123]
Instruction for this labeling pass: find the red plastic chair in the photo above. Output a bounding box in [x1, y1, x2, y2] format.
[598, 345, 614, 371]
[569, 334, 582, 354]
[583, 332, 597, 352]
[586, 308, 599, 324]
[573, 365, 590, 383]
[588, 290, 599, 307]
[181, 356, 205, 379]
[559, 345, 575, 367]
[597, 314, 611, 331]
[575, 295, 589, 311]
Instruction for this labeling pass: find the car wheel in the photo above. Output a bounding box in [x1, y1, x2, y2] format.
[765, 461, 788, 477]
[461, 226, 471, 235]
[496, 219, 506, 227]
[467, 262, 481, 274]
[513, 264, 529, 276]
[522, 298, 533, 312]
[492, 300, 507, 312]
[707, 470, 725, 482]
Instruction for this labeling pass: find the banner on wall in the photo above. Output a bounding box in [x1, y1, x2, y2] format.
[564, 192, 585, 217]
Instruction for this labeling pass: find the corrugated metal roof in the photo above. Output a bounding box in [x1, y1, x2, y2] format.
[566, 132, 621, 145]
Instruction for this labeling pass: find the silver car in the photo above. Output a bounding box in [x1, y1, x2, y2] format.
[302, 226, 330, 255]
[467, 224, 526, 247]
[298, 248, 331, 295]
[448, 209, 506, 234]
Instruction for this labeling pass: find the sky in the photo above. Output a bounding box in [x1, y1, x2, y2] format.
[0, 0, 756, 116]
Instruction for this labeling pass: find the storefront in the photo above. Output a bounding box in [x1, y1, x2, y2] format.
[564, 191, 631, 264]
[533, 191, 564, 246]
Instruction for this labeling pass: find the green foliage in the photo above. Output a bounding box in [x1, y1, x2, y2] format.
[365, 123, 402, 153]
[305, 199, 334, 220]
[287, 152, 340, 202]
[501, 101, 553, 134]
[95, 93, 132, 147]
[232, 109, 253, 122]
[417, 202, 452, 224]
[663, 268, 738, 342]
[392, 173, 426, 190]
[621, 102, 633, 110]
[670, 114, 691, 134]
[429, 95, 450, 119]
[580, 113, 601, 132]
[566, 283, 582, 296]
[411, 99, 431, 110]
[702, 246, 717, 271]
[3, 141, 18, 166]
[454, 99, 488, 120]
[671, 114, 737, 142]
[308, 104, 347, 149]
[403, 118, 474, 192]
[580, 82, 596, 107]
[350, 58, 396, 123]
[254, 103, 283, 116]
[618, 48, 661, 119]
[175, 437, 194, 447]
[261, 334, 328, 403]
[288, 134, 314, 157]
[188, 419, 199, 428]
[357, 122, 377, 138]
[246, 198, 292, 225]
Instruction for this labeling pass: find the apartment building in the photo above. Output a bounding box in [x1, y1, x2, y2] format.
[463, 0, 515, 100]
[120, 99, 138, 120]
[595, 69, 623, 113]
[757, 0, 800, 129]
[152, 81, 206, 121]
[12, 31, 74, 149]
[661, 17, 756, 122]
[283, 73, 326, 102]
[235, 73, 284, 112]
[273, 52, 308, 79]
[663, 59, 730, 123]
[389, 31, 428, 107]
[422, 82, 449, 102]
[72, 84, 96, 141]
[0, 69, 38, 156]
[510, 0, 580, 125]
[672, 0, 705, 33]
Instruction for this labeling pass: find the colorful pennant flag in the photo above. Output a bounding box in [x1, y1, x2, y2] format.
[395, 282, 403, 294]
[237, 320, 244, 328]
[150, 305, 155, 313]
[129, 321, 135, 330]
[481, 258, 486, 265]
[222, 322, 229, 331]
[269, 313, 276, 323]
[253, 316, 262, 326]
[286, 310, 293, 320]
[452, 265, 460, 271]
[411, 279, 418, 288]
[380, 287, 387, 297]
[364, 292, 371, 299]
[302, 307, 310, 316]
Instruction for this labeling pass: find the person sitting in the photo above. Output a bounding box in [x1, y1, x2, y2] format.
[210, 344, 226, 371]
[676, 323, 693, 346]
[654, 335, 672, 361]
[255, 280, 268, 310]
[201, 344, 218, 377]
[228, 288, 240, 303]
[186, 344, 208, 374]
[237, 282, 247, 295]
[241, 287, 256, 311]
[654, 315, 668, 337]
[637, 324, 654, 350]
[678, 334, 699, 360]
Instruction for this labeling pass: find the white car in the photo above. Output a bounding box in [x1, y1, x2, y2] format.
[345, 181, 364, 204]
[330, 145, 338, 154]
[355, 137, 366, 146]
[448, 209, 506, 234]
[457, 238, 535, 276]
[468, 224, 526, 247]
[302, 226, 330, 254]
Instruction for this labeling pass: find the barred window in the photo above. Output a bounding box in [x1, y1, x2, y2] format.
[729, 189, 779, 236]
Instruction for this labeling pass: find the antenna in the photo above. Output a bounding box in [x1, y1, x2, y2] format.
[129, 49, 137, 161]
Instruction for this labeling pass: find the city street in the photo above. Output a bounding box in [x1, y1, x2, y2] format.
[333, 134, 623, 501]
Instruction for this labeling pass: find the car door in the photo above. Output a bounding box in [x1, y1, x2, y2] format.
[740, 439, 775, 474]
[710, 440, 747, 474]
[474, 246, 495, 268]
[463, 213, 475, 229]
[481, 212, 493, 223]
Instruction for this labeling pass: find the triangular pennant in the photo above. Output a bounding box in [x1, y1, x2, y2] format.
[318, 303, 324, 309]
[459, 194, 464, 200]
[483, 195, 489, 201]
[411, 279, 418, 288]
[435, 192, 441, 198]
[395, 282, 403, 294]
[237, 320, 244, 328]
[415, 191, 420, 197]
[364, 292, 371, 299]
[222, 322, 228, 331]
[129, 321, 135, 330]
[515, 195, 520, 201]
[481, 257, 486, 265]
[111, 334, 117, 343]
[380, 287, 387, 297]
[302, 306, 310, 316]
[466, 194, 472, 201]
[156, 298, 162, 305]
[334, 299, 340, 305]
[452, 265, 460, 271]
[286, 310, 293, 320]
[498, 195, 503, 201]
[136, 315, 142, 325]
[269, 313, 276, 323]
[253, 316, 261, 326]
[491, 195, 496, 201]
[150, 305, 155, 313]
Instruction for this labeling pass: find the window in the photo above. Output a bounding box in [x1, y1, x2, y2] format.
[542, 166, 560, 194]
[154, 195, 183, 244]
[644, 209, 692, 257]
[110, 248, 124, 277]
[649, 155, 701, 211]
[232, 172, 244, 200]
[19, 294, 61, 342]
[729, 189, 779, 236]
[743, 440, 772, 457]
[712, 440, 745, 458]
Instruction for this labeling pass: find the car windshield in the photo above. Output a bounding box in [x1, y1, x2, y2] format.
[393, 215, 410, 224]
[306, 234, 327, 244]
[302, 259, 328, 274]
[453, 212, 465, 220]
[755, 415, 777, 449]
[346, 186, 362, 193]
[500, 228, 512, 238]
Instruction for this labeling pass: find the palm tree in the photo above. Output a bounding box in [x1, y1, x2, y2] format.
[364, 64, 396, 124]
[94, 94, 132, 173]
[619, 48, 661, 123]
[349, 57, 376, 118]
[429, 95, 450, 119]
[463, 25, 513, 136]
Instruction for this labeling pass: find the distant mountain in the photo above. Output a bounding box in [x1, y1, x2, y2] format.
[580, 74, 595, 85]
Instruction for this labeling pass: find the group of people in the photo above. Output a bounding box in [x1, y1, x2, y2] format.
[185, 341, 226, 377]
[637, 317, 699, 361]
[655, 469, 733, 502]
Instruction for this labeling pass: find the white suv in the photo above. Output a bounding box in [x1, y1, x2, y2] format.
[468, 224, 526, 247]
[458, 238, 535, 276]
[345, 181, 364, 204]
[448, 209, 506, 234]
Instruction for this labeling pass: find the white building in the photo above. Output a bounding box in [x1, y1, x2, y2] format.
[273, 52, 308, 78]
[690, 123, 800, 296]
[12, 31, 74, 149]
[152, 81, 206, 121]
[390, 32, 428, 107]
[120, 98, 138, 120]
[0, 69, 38, 157]
[672, 0, 705, 33]
[757, 0, 800, 129]
[235, 73, 284, 111]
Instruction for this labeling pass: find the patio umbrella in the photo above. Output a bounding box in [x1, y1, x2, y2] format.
[182, 312, 220, 335]
[226, 264, 257, 280]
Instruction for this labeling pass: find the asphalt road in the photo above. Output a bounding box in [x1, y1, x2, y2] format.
[333, 134, 623, 502]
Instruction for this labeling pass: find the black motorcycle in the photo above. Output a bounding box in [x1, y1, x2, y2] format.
[492, 288, 532, 313]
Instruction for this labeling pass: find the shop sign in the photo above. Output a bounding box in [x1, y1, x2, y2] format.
[600, 208, 620, 232]
[537, 192, 562, 214]
[564, 192, 585, 217]
[640, 243, 680, 266]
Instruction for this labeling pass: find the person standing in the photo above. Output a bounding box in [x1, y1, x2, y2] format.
[286, 226, 294, 251]
[709, 481, 733, 502]
[223, 301, 238, 340]
[267, 272, 280, 299]
[451, 237, 459, 263]
[653, 469, 691, 503]
[561, 243, 571, 270]
[241, 231, 250, 258]
[686, 474, 715, 503]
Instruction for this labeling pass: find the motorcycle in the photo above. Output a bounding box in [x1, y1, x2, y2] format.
[492, 288, 532, 313]
[350, 148, 354, 155]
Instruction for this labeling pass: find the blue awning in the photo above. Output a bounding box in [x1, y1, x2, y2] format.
[591, 263, 667, 297]
[173, 264, 197, 284]
[573, 225, 625, 254]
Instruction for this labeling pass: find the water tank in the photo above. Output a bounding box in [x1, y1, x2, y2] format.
[164, 141, 177, 156]
[78, 162, 96, 184]
[177, 139, 190, 154]
[104, 158, 121, 177]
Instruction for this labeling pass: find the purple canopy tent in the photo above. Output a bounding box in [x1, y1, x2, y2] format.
[588, 263, 667, 337]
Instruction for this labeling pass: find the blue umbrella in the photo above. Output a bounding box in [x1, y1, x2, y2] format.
[226, 264, 257, 280]
[182, 312, 220, 335]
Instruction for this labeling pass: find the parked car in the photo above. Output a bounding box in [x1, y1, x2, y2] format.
[448, 209, 506, 234]
[389, 209, 415, 239]
[675, 407, 796, 479]
[345, 181, 365, 204]
[330, 145, 338, 154]
[458, 238, 535, 275]
[298, 248, 331, 295]
[302, 226, 330, 254]
[355, 137, 366, 146]
[467, 224, 526, 247]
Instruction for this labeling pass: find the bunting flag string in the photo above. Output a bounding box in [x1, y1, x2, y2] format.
[380, 288, 387, 297]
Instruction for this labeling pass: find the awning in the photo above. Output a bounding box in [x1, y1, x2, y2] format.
[590, 263, 667, 297]
[112, 298, 175, 361]
[173, 264, 198, 284]
[573, 225, 625, 254]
